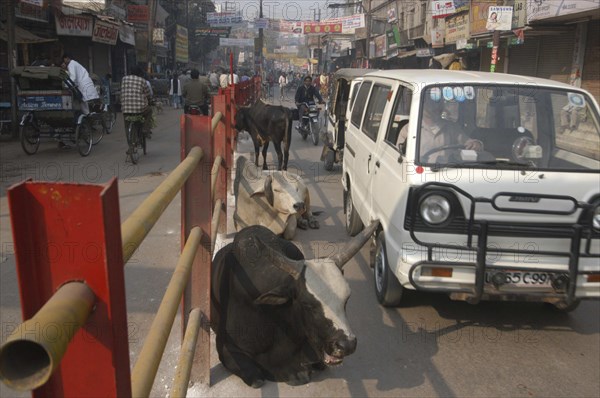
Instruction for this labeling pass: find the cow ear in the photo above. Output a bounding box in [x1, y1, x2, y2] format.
[254, 286, 291, 306]
[264, 175, 274, 206]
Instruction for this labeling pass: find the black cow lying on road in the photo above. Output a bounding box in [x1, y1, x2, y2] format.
[211, 221, 380, 387]
[234, 100, 293, 170]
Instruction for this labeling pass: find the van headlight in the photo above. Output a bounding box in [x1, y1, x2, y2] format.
[420, 194, 451, 225]
[593, 205, 600, 230]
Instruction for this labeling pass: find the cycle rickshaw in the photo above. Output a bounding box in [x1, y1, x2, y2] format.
[12, 66, 109, 156]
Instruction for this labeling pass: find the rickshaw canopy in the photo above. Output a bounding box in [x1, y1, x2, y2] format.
[11, 66, 69, 80]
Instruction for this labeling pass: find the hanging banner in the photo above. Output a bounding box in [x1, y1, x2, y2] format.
[303, 22, 342, 35]
[118, 23, 135, 45]
[509, 0, 528, 28]
[219, 38, 254, 46]
[16, 1, 49, 22]
[20, 0, 43, 6]
[127, 5, 149, 23]
[152, 27, 165, 46]
[486, 6, 513, 31]
[387, 7, 397, 23]
[106, 4, 127, 20]
[527, 0, 600, 22]
[92, 19, 119, 45]
[207, 12, 242, 27]
[321, 14, 365, 34]
[445, 12, 470, 43]
[432, 0, 456, 19]
[176, 25, 189, 63]
[55, 14, 93, 37]
[431, 27, 445, 48]
[195, 28, 230, 37]
[254, 18, 269, 29]
[374, 34, 386, 58]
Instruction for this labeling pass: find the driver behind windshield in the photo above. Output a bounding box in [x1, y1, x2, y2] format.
[415, 97, 482, 163]
[295, 76, 324, 129]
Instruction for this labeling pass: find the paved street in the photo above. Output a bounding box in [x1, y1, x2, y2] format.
[1, 89, 599, 397]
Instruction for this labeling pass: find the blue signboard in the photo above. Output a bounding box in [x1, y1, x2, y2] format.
[18, 95, 65, 111]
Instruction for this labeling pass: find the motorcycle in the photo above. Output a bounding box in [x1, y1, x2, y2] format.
[298, 101, 321, 146]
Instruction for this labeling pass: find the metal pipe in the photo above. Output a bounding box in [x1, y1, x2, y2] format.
[0, 282, 95, 391]
[122, 146, 203, 263]
[170, 308, 202, 398]
[211, 111, 223, 133]
[131, 227, 202, 398]
[211, 199, 222, 253]
[210, 155, 223, 204]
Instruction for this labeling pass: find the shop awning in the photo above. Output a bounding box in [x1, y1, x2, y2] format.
[0, 25, 56, 44]
[309, 58, 319, 64]
[397, 50, 417, 59]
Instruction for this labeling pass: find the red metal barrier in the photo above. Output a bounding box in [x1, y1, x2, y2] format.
[6, 180, 131, 397]
[1, 81, 241, 397]
[180, 114, 213, 385]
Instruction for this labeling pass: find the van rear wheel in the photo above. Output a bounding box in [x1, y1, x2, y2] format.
[345, 188, 363, 236]
[374, 232, 404, 307]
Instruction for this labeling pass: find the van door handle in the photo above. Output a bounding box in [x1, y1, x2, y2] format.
[375, 160, 380, 168]
[367, 154, 372, 173]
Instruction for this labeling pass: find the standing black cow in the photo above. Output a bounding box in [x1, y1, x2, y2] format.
[211, 221, 380, 387]
[234, 100, 293, 171]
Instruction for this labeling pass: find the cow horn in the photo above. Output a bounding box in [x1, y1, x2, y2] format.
[254, 236, 304, 279]
[330, 220, 380, 269]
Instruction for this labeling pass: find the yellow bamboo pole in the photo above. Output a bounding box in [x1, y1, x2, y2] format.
[121, 146, 203, 263]
[170, 308, 202, 398]
[0, 282, 95, 391]
[211, 199, 222, 253]
[210, 155, 223, 204]
[211, 111, 223, 133]
[130, 227, 202, 398]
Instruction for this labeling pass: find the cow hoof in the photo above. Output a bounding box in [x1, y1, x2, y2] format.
[298, 219, 309, 230]
[309, 219, 320, 229]
[249, 379, 265, 389]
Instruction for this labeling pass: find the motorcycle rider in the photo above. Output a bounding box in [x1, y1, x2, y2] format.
[182, 69, 210, 115]
[295, 75, 324, 131]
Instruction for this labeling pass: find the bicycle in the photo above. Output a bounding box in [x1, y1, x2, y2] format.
[124, 114, 147, 164]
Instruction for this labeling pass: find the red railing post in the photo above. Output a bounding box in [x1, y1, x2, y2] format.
[180, 114, 213, 385]
[6, 179, 131, 397]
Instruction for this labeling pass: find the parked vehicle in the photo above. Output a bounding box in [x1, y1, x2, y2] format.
[12, 66, 109, 156]
[342, 69, 600, 311]
[321, 68, 371, 171]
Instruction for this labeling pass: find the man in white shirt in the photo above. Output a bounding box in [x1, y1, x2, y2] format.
[61, 54, 99, 114]
[278, 73, 286, 100]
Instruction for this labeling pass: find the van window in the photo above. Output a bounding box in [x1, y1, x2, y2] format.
[386, 86, 413, 149]
[349, 81, 362, 111]
[362, 85, 392, 141]
[350, 81, 372, 128]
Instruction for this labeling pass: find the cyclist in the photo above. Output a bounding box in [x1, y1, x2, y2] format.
[121, 66, 152, 152]
[295, 75, 324, 130]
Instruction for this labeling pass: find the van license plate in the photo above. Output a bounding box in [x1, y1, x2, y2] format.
[485, 271, 553, 287]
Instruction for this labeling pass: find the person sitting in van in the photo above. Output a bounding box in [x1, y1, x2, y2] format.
[399, 99, 482, 162]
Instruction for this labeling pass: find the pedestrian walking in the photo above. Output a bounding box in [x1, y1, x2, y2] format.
[169, 73, 182, 109]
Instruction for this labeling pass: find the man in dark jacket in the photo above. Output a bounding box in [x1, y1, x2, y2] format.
[295, 75, 324, 130]
[182, 69, 210, 115]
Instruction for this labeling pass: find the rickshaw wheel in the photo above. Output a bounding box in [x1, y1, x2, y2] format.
[20, 122, 40, 155]
[76, 121, 93, 157]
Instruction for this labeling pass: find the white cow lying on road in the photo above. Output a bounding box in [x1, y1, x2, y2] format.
[234, 156, 319, 240]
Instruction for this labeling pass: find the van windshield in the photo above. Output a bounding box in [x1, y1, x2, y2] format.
[416, 85, 600, 172]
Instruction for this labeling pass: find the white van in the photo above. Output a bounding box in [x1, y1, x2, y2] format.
[342, 70, 600, 311]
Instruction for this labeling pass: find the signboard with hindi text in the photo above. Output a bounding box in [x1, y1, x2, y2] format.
[55, 14, 93, 37]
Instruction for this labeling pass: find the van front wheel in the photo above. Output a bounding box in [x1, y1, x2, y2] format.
[374, 232, 404, 307]
[345, 188, 363, 236]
